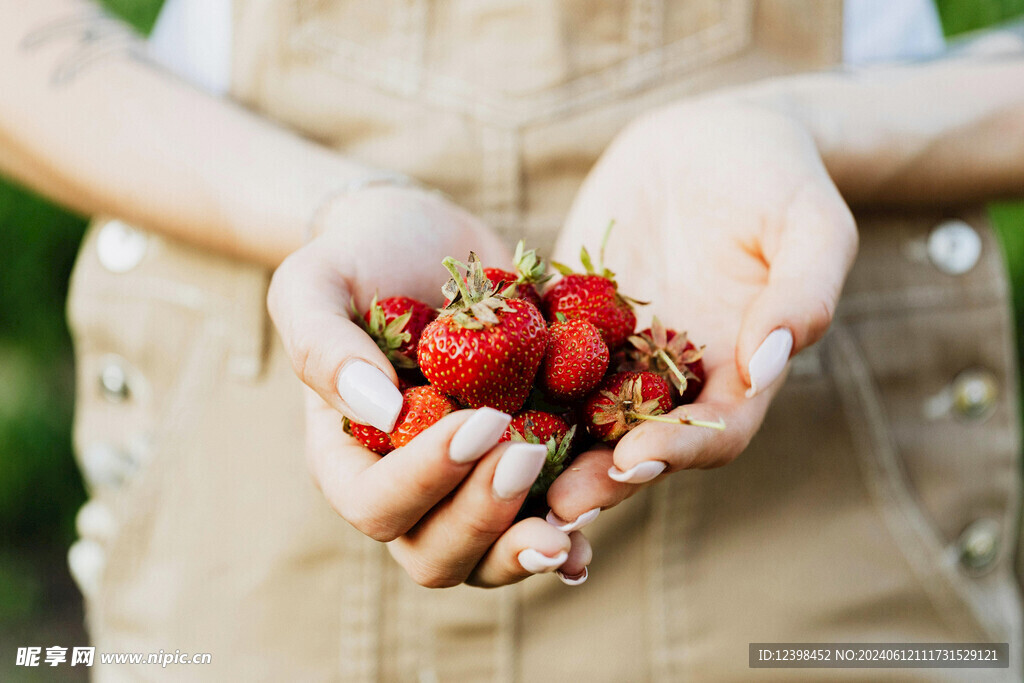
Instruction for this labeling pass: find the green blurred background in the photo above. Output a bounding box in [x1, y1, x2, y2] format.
[0, 1, 1022, 677]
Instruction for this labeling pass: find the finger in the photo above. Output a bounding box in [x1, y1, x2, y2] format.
[268, 246, 403, 432]
[555, 531, 593, 586]
[390, 441, 549, 586]
[465, 517, 574, 588]
[607, 365, 774, 479]
[544, 447, 629, 530]
[737, 177, 857, 397]
[310, 400, 512, 542]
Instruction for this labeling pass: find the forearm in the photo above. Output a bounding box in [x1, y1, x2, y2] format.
[0, 0, 376, 266]
[736, 57, 1024, 206]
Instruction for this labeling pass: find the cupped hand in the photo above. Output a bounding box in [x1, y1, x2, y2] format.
[545, 100, 858, 527]
[268, 186, 590, 587]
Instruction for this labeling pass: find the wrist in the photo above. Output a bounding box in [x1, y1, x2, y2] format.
[305, 174, 418, 244]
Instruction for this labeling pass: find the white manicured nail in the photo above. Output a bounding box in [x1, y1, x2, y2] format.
[557, 567, 589, 586]
[745, 328, 793, 398]
[336, 360, 403, 432]
[518, 549, 569, 574]
[608, 461, 666, 484]
[449, 408, 511, 463]
[492, 444, 548, 499]
[546, 507, 600, 532]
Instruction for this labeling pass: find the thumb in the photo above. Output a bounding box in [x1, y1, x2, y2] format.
[268, 246, 403, 432]
[737, 180, 858, 397]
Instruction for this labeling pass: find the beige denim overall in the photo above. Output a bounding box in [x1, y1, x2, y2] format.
[66, 1, 1022, 680]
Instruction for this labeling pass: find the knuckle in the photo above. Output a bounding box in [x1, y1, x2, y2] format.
[289, 324, 325, 388]
[797, 291, 838, 347]
[405, 558, 463, 589]
[461, 512, 509, 542]
[340, 503, 403, 543]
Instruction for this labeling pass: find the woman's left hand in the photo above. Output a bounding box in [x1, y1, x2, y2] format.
[543, 99, 859, 527]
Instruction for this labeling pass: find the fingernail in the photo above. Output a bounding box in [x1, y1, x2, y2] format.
[746, 328, 793, 398]
[336, 360, 403, 432]
[449, 408, 512, 464]
[546, 507, 600, 533]
[517, 549, 569, 574]
[608, 461, 666, 484]
[492, 444, 548, 500]
[557, 567, 589, 586]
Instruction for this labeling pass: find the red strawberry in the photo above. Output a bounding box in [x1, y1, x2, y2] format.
[543, 223, 643, 350]
[484, 267, 542, 310]
[419, 253, 548, 413]
[619, 317, 706, 404]
[390, 385, 460, 449]
[343, 417, 394, 455]
[539, 316, 609, 402]
[583, 372, 674, 443]
[500, 410, 570, 443]
[584, 371, 724, 443]
[357, 295, 436, 369]
[500, 410, 576, 499]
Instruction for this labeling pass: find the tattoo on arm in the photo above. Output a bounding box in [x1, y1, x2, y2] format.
[20, 8, 147, 86]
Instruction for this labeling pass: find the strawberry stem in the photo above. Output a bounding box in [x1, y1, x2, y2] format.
[627, 412, 726, 430]
[599, 219, 615, 272]
[442, 256, 475, 304]
[656, 349, 689, 392]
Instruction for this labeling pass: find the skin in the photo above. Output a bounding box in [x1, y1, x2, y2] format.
[1, 0, 1023, 587]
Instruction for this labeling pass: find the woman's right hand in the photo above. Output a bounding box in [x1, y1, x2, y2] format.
[267, 186, 592, 587]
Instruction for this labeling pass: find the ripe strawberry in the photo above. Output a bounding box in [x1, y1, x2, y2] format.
[390, 385, 460, 449]
[357, 295, 436, 369]
[500, 409, 570, 443]
[539, 316, 609, 402]
[419, 253, 548, 413]
[343, 417, 394, 455]
[500, 410, 576, 499]
[483, 267, 543, 310]
[619, 317, 706, 404]
[584, 371, 724, 443]
[584, 372, 674, 443]
[543, 223, 643, 350]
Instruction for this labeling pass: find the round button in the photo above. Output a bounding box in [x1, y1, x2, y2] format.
[75, 500, 117, 543]
[96, 220, 148, 273]
[98, 359, 130, 403]
[67, 539, 105, 598]
[927, 220, 982, 275]
[958, 518, 1000, 572]
[952, 368, 998, 420]
[80, 442, 137, 488]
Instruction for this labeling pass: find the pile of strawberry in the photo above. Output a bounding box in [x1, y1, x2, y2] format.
[344, 234, 721, 510]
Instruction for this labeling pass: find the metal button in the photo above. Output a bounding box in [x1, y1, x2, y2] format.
[75, 500, 117, 543]
[952, 368, 998, 420]
[67, 539, 105, 598]
[98, 359, 130, 403]
[958, 518, 1000, 572]
[80, 442, 138, 488]
[927, 219, 982, 275]
[96, 220, 148, 273]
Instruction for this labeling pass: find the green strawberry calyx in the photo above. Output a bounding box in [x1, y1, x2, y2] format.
[508, 419, 577, 499]
[352, 295, 418, 369]
[550, 221, 649, 307]
[439, 252, 517, 330]
[511, 240, 553, 287]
